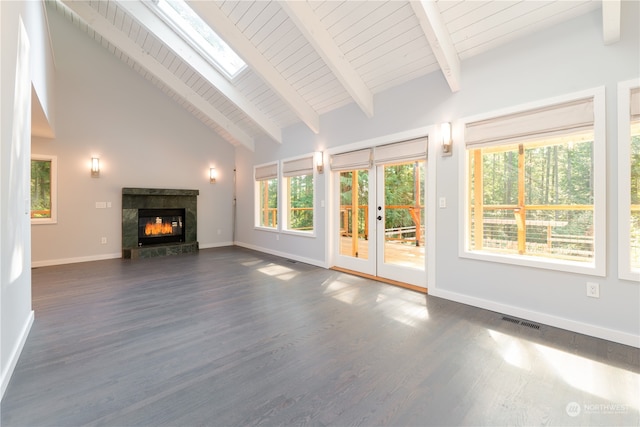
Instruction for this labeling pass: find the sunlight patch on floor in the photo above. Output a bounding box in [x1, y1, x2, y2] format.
[257, 263, 298, 281]
[489, 329, 640, 410]
[323, 279, 360, 305]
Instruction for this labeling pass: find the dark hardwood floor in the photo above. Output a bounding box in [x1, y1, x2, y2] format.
[2, 247, 638, 426]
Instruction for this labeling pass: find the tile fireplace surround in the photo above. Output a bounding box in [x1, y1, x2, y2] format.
[122, 188, 199, 259]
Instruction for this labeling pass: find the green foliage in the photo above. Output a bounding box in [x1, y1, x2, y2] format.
[470, 137, 596, 258]
[259, 178, 278, 227]
[31, 159, 51, 217]
[340, 170, 369, 236]
[288, 175, 313, 230]
[384, 162, 425, 231]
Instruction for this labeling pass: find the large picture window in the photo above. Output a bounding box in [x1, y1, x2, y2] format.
[254, 162, 278, 229]
[618, 80, 640, 281]
[282, 155, 315, 235]
[462, 89, 605, 275]
[31, 154, 57, 224]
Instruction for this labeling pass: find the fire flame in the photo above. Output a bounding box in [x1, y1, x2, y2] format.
[144, 220, 174, 236]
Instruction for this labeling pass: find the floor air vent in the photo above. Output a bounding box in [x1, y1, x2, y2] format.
[520, 321, 541, 330]
[501, 316, 541, 330]
[501, 316, 520, 324]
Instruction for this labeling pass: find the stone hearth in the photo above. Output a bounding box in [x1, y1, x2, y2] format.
[122, 188, 199, 259]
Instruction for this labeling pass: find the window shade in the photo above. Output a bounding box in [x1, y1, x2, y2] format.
[465, 97, 594, 148]
[631, 87, 640, 121]
[330, 149, 372, 171]
[282, 156, 313, 177]
[254, 163, 277, 181]
[374, 137, 427, 164]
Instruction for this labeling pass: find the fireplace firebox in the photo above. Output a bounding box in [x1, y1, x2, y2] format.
[137, 208, 185, 246]
[122, 188, 199, 259]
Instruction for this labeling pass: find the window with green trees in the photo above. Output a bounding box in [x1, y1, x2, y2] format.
[468, 133, 594, 262]
[31, 155, 57, 224]
[255, 163, 278, 229]
[284, 174, 313, 232]
[258, 178, 278, 228]
[464, 94, 603, 270]
[281, 155, 315, 233]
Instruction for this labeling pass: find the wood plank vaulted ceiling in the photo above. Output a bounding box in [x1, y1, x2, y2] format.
[48, 0, 617, 151]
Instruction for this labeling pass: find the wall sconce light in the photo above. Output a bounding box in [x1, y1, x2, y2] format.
[209, 167, 217, 184]
[91, 157, 100, 177]
[315, 151, 324, 174]
[441, 122, 452, 156]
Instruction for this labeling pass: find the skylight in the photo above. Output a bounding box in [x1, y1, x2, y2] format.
[151, 0, 246, 79]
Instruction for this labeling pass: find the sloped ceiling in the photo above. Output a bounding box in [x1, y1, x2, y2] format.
[46, 0, 615, 151]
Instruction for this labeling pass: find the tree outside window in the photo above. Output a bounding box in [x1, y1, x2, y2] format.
[258, 178, 278, 228]
[468, 132, 594, 263]
[285, 174, 313, 232]
[31, 154, 57, 224]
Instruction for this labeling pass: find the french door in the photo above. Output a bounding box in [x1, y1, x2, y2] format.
[332, 140, 427, 289]
[376, 161, 426, 287]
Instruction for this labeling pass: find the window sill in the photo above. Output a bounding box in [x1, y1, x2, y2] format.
[31, 218, 57, 225]
[254, 226, 278, 233]
[460, 249, 604, 277]
[281, 229, 316, 238]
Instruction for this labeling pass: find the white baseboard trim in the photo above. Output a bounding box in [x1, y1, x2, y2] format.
[32, 253, 121, 268]
[199, 242, 233, 249]
[234, 241, 328, 269]
[430, 288, 640, 348]
[1, 310, 34, 400]
[31, 243, 234, 267]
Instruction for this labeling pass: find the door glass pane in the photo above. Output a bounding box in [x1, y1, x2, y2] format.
[339, 170, 369, 259]
[383, 161, 425, 269]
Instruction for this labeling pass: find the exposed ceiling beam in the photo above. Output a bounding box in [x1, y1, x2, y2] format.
[602, 0, 621, 45]
[60, 0, 255, 151]
[411, 0, 460, 93]
[279, 1, 374, 119]
[115, 0, 281, 144]
[187, 1, 320, 134]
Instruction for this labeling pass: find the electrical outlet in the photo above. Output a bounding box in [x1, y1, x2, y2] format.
[439, 197, 447, 208]
[101, 237, 107, 244]
[586, 282, 599, 298]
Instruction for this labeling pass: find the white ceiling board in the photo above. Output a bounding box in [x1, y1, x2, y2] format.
[48, 0, 611, 149]
[412, 0, 461, 92]
[59, 0, 255, 150]
[188, 0, 321, 134]
[114, 0, 282, 143]
[280, 1, 374, 117]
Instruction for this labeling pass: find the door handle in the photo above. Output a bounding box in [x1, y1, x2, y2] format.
[377, 215, 382, 221]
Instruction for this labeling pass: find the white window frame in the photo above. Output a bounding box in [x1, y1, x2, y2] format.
[281, 154, 316, 237]
[254, 162, 279, 232]
[618, 79, 640, 281]
[31, 154, 57, 225]
[459, 87, 606, 276]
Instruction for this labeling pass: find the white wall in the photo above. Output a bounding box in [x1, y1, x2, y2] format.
[1, 0, 54, 399]
[236, 4, 640, 346]
[30, 6, 236, 266]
